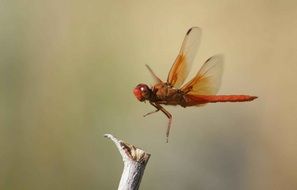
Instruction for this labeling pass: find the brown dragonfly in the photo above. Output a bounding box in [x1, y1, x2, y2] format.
[133, 27, 257, 142]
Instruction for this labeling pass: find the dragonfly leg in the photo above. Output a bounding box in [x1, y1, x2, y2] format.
[158, 106, 172, 143]
[143, 102, 161, 117]
[151, 103, 172, 143]
[143, 109, 159, 117]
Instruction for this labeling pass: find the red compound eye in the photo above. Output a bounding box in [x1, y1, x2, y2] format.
[133, 84, 149, 102]
[133, 87, 144, 101]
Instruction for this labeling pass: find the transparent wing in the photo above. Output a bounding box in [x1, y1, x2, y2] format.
[145, 64, 163, 83]
[167, 27, 201, 88]
[181, 55, 224, 95]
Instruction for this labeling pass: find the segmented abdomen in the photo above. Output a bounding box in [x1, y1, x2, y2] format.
[184, 94, 257, 106]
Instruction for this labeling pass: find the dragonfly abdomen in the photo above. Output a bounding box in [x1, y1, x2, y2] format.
[185, 94, 257, 105]
[204, 95, 257, 102]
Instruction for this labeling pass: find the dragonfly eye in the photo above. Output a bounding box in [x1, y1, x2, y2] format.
[133, 84, 150, 102]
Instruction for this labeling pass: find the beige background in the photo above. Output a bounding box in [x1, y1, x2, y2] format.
[0, 0, 296, 189]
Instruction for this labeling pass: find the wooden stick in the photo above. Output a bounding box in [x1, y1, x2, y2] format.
[104, 134, 151, 190]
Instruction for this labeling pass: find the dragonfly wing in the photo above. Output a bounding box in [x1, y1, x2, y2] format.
[145, 64, 163, 83]
[181, 55, 224, 96]
[167, 27, 201, 88]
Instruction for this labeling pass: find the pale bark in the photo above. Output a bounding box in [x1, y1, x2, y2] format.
[104, 134, 151, 190]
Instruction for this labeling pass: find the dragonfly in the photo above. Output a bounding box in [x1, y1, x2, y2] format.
[133, 27, 257, 142]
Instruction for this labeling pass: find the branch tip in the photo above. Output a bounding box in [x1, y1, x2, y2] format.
[104, 133, 150, 162]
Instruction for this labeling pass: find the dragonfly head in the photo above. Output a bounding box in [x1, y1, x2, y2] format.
[133, 84, 151, 102]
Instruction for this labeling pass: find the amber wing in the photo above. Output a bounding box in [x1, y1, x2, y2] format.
[181, 55, 224, 96]
[167, 27, 202, 88]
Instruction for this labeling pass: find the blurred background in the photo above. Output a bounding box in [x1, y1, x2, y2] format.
[0, 0, 297, 189]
